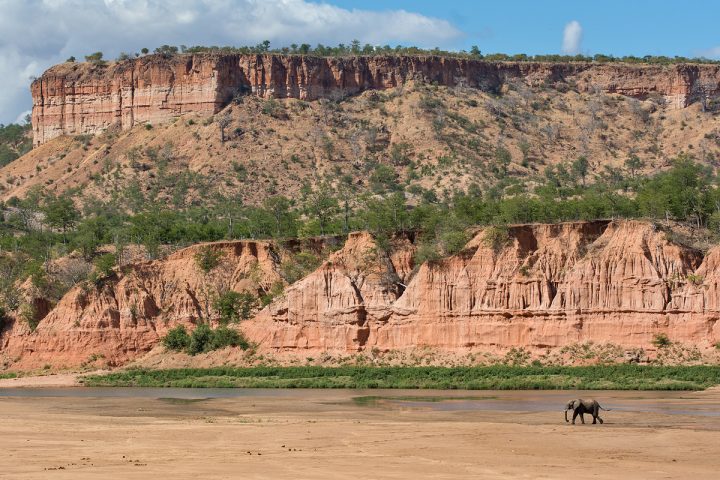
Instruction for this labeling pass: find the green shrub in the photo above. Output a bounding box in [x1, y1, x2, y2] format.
[25, 261, 49, 293]
[281, 252, 321, 284]
[483, 226, 511, 252]
[163, 325, 191, 351]
[414, 242, 441, 265]
[94, 253, 116, 277]
[439, 230, 469, 256]
[88, 253, 117, 285]
[194, 247, 222, 273]
[214, 291, 256, 324]
[652, 333, 671, 348]
[207, 326, 249, 351]
[188, 323, 214, 355]
[261, 99, 287, 119]
[180, 323, 250, 355]
[83, 365, 720, 390]
[20, 302, 39, 332]
[419, 95, 444, 111]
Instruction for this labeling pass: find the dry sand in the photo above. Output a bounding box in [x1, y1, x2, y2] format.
[1, 388, 719, 479]
[0, 373, 82, 388]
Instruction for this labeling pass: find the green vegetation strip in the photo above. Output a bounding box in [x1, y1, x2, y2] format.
[0, 372, 18, 380]
[82, 366, 720, 390]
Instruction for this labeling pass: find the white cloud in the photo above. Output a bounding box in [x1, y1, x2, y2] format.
[0, 0, 463, 124]
[561, 20, 583, 55]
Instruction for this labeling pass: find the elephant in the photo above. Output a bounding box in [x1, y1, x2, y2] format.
[564, 398, 609, 424]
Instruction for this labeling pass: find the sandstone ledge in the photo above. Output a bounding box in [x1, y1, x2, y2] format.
[31, 54, 720, 145]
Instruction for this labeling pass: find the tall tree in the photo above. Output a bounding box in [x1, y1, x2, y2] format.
[42, 194, 79, 243]
[263, 196, 292, 238]
[572, 156, 589, 186]
[303, 182, 339, 236]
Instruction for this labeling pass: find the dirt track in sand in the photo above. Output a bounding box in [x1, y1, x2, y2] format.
[1, 388, 719, 479]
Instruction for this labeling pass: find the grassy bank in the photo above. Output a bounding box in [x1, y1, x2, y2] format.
[81, 366, 720, 390]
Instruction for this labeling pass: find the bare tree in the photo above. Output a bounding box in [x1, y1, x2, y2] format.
[348, 130, 363, 169]
[692, 81, 718, 112]
[628, 98, 650, 124]
[217, 113, 232, 143]
[541, 123, 561, 144]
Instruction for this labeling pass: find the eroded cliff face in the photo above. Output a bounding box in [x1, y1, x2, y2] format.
[244, 232, 414, 351]
[2, 221, 720, 369]
[0, 240, 284, 369]
[245, 221, 719, 354]
[31, 54, 720, 145]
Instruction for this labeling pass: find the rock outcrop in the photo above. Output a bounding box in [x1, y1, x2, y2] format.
[0, 240, 284, 369]
[244, 232, 414, 351]
[3, 221, 720, 369]
[31, 54, 720, 145]
[245, 221, 719, 354]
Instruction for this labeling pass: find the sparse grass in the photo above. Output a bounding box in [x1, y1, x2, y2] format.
[0, 372, 18, 380]
[82, 366, 720, 390]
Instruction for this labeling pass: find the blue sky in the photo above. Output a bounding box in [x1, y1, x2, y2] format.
[1, 0, 719, 124]
[332, 0, 720, 58]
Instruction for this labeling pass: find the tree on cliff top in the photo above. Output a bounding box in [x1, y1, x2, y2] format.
[154, 45, 179, 58]
[84, 52, 105, 65]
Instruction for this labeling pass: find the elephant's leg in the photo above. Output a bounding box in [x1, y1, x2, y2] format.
[580, 412, 585, 424]
[598, 415, 604, 424]
[572, 410, 578, 424]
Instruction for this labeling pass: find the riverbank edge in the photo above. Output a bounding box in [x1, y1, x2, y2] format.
[76, 366, 720, 390]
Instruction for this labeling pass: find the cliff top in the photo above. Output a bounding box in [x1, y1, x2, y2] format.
[35, 52, 720, 83]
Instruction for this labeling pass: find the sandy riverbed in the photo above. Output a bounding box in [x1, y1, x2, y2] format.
[1, 387, 720, 479]
[0, 373, 82, 388]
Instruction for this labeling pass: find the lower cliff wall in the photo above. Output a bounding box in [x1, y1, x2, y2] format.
[245, 221, 719, 355]
[2, 221, 719, 369]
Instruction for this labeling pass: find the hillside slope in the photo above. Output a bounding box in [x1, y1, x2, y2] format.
[3, 75, 720, 208]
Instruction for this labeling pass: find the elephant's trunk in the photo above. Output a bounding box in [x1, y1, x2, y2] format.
[565, 409, 569, 422]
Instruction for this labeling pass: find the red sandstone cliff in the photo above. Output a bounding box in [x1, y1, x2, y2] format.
[246, 221, 719, 354]
[0, 239, 285, 369]
[2, 221, 720, 370]
[31, 54, 720, 146]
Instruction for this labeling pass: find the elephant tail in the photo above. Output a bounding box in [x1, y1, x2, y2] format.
[599, 406, 611, 411]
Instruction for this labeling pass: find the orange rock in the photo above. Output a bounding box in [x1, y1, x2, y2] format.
[1, 240, 283, 369]
[31, 54, 720, 146]
[3, 221, 720, 369]
[248, 221, 720, 354]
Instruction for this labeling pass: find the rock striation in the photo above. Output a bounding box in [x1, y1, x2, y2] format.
[31, 54, 720, 145]
[245, 221, 719, 354]
[2, 221, 720, 369]
[1, 240, 284, 369]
